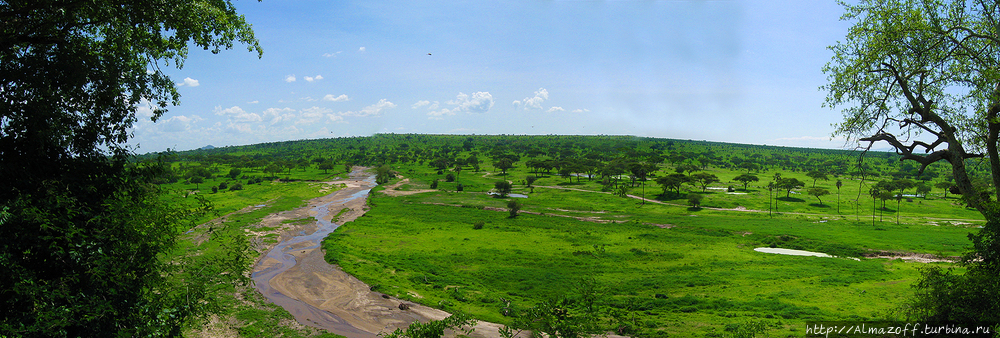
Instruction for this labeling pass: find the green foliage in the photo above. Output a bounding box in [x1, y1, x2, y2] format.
[807, 187, 830, 205]
[495, 181, 512, 197]
[379, 313, 476, 338]
[473, 221, 485, 230]
[0, 0, 260, 335]
[687, 193, 704, 208]
[507, 200, 522, 218]
[733, 173, 759, 191]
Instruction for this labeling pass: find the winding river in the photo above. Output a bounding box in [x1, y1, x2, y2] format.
[250, 172, 380, 337]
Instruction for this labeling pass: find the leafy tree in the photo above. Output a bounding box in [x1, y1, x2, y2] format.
[690, 172, 719, 192]
[675, 163, 699, 175]
[806, 170, 829, 187]
[776, 177, 804, 198]
[733, 173, 759, 191]
[0, 0, 260, 335]
[380, 313, 475, 338]
[499, 280, 604, 338]
[264, 163, 281, 179]
[318, 162, 334, 174]
[687, 193, 704, 208]
[807, 187, 830, 205]
[495, 158, 514, 176]
[826, 0, 1000, 322]
[525, 175, 537, 187]
[656, 173, 690, 196]
[494, 181, 512, 197]
[228, 168, 242, 179]
[916, 182, 931, 198]
[934, 181, 953, 199]
[507, 200, 522, 218]
[190, 176, 204, 190]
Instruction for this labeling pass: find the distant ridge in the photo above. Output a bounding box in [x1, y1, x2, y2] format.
[198, 145, 216, 150]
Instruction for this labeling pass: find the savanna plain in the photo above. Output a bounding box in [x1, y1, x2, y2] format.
[157, 135, 986, 337]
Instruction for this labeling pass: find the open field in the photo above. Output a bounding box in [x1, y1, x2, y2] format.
[321, 161, 979, 337]
[150, 135, 989, 337]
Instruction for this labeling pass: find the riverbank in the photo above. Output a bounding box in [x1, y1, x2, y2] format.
[249, 169, 512, 338]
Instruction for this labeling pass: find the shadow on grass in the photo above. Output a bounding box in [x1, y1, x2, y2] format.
[687, 206, 703, 212]
[556, 182, 584, 186]
[777, 197, 805, 202]
[808, 203, 830, 208]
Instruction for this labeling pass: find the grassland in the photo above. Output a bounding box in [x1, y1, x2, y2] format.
[322, 161, 981, 337]
[151, 135, 990, 337]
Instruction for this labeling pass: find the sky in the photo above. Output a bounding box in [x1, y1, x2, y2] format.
[129, 0, 858, 153]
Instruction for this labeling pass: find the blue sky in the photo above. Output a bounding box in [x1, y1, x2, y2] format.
[130, 0, 856, 153]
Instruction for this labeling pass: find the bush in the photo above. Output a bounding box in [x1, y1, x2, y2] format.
[446, 173, 455, 182]
[473, 221, 484, 230]
[219, 182, 228, 190]
[507, 200, 522, 218]
[211, 186, 218, 193]
[687, 193, 704, 208]
[230, 183, 243, 191]
[430, 180, 439, 189]
[456, 183, 464, 192]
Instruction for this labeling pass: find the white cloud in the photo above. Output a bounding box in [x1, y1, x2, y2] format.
[176, 77, 200, 87]
[428, 92, 493, 119]
[513, 88, 549, 110]
[248, 100, 259, 104]
[427, 108, 456, 120]
[412, 100, 431, 109]
[284, 74, 296, 83]
[340, 99, 395, 117]
[323, 51, 343, 57]
[304, 75, 323, 82]
[323, 94, 350, 102]
[547, 107, 565, 112]
[451, 92, 494, 114]
[359, 47, 366, 52]
[298, 106, 334, 124]
[571, 108, 590, 113]
[262, 107, 296, 125]
[160, 115, 203, 132]
[214, 106, 262, 123]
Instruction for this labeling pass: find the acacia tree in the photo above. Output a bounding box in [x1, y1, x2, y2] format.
[733, 173, 759, 191]
[0, 0, 260, 335]
[824, 0, 1000, 321]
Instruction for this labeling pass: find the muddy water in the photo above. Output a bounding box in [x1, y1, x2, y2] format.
[251, 174, 377, 338]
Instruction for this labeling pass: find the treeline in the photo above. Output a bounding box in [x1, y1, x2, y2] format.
[145, 134, 962, 184]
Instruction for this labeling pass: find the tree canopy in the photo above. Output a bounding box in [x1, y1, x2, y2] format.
[824, 0, 1000, 322]
[0, 0, 260, 335]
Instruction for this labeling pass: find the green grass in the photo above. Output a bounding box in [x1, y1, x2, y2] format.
[168, 180, 347, 337]
[323, 190, 969, 337]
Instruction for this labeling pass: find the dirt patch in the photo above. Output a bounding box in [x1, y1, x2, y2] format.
[864, 250, 958, 263]
[380, 177, 438, 197]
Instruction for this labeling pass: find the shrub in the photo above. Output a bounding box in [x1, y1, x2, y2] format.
[430, 180, 439, 189]
[687, 193, 704, 208]
[473, 221, 484, 230]
[446, 173, 455, 182]
[211, 186, 218, 193]
[507, 200, 522, 218]
[230, 183, 243, 191]
[456, 183, 464, 192]
[219, 182, 228, 190]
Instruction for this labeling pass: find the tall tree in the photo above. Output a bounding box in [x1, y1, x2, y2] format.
[824, 0, 1000, 319]
[733, 173, 759, 191]
[0, 0, 260, 335]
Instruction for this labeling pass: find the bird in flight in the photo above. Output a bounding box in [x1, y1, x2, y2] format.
[428, 53, 432, 56]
